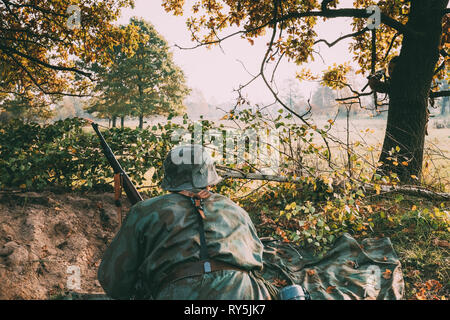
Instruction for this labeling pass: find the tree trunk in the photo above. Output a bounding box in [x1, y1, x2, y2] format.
[138, 115, 144, 129]
[112, 116, 117, 128]
[378, 0, 448, 184]
[443, 97, 449, 115]
[121, 116, 125, 128]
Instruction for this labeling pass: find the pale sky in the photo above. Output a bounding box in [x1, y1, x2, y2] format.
[117, 0, 363, 104]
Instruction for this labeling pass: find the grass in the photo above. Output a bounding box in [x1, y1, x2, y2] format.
[368, 197, 449, 300]
[243, 191, 449, 300]
[387, 225, 449, 300]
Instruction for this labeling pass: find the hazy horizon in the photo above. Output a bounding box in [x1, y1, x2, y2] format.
[117, 0, 366, 106]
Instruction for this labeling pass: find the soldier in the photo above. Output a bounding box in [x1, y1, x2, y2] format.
[97, 144, 274, 300]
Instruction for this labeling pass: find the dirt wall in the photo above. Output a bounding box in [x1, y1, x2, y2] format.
[0, 191, 128, 299]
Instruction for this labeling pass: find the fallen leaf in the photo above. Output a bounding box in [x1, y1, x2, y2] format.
[415, 288, 427, 300]
[425, 280, 442, 292]
[306, 269, 316, 276]
[272, 279, 287, 288]
[382, 269, 392, 280]
[326, 286, 336, 294]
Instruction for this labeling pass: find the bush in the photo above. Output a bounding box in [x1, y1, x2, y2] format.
[0, 118, 181, 192]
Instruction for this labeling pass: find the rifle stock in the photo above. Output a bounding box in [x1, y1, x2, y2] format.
[91, 122, 144, 205]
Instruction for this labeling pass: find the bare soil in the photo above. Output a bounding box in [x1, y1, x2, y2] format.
[0, 191, 129, 300]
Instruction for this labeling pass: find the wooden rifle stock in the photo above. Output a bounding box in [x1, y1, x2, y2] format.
[91, 123, 143, 205]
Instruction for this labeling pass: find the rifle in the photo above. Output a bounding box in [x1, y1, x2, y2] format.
[90, 121, 144, 224]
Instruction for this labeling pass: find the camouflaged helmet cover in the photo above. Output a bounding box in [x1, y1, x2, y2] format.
[161, 144, 222, 191]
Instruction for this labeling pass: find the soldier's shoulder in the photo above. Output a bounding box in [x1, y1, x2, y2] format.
[132, 193, 183, 211]
[209, 192, 232, 202]
[208, 193, 245, 210]
[125, 193, 185, 225]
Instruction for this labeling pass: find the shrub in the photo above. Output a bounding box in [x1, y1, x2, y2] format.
[0, 118, 181, 192]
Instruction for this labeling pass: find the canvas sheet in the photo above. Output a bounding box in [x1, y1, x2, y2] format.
[260, 233, 405, 300]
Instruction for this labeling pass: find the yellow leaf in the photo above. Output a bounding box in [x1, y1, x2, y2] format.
[375, 184, 381, 195]
[411, 205, 417, 211]
[401, 161, 408, 166]
[19, 184, 27, 189]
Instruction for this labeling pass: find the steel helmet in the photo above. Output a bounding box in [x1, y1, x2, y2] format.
[161, 144, 222, 191]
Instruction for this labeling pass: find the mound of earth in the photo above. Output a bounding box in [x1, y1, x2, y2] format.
[0, 191, 130, 300]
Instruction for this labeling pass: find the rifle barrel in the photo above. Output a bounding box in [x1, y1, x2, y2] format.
[91, 123, 143, 205]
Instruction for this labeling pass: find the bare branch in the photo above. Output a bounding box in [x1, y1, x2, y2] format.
[321, 0, 334, 12]
[0, 44, 92, 78]
[430, 90, 450, 98]
[382, 32, 401, 62]
[434, 60, 447, 75]
[217, 167, 450, 201]
[314, 28, 369, 48]
[174, 7, 420, 51]
[278, 8, 422, 38]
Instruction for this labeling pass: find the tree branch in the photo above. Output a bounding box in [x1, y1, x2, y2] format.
[175, 7, 420, 51]
[1, 0, 68, 18]
[314, 27, 369, 48]
[0, 44, 92, 78]
[217, 168, 450, 201]
[430, 90, 450, 98]
[382, 32, 401, 62]
[321, 0, 334, 12]
[5, 52, 91, 97]
[279, 8, 422, 38]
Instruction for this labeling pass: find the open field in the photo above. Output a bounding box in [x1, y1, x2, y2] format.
[100, 114, 449, 192]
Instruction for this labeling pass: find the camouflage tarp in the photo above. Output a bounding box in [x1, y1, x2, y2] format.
[260, 233, 405, 300]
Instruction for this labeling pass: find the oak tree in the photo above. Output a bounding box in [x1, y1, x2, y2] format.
[0, 0, 139, 119]
[162, 0, 449, 183]
[85, 18, 190, 128]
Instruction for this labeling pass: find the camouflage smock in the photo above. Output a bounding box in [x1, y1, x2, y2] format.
[97, 192, 272, 300]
